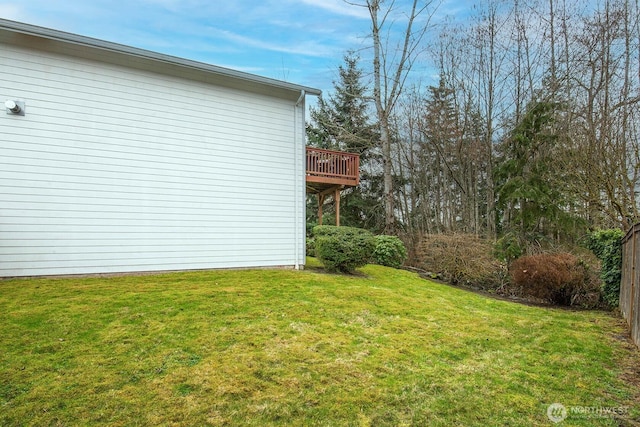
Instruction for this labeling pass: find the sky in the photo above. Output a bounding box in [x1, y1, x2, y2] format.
[0, 0, 468, 97]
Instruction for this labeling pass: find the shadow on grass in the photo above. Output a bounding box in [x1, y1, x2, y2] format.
[304, 257, 369, 277]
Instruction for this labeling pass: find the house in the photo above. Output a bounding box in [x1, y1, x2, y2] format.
[0, 19, 326, 277]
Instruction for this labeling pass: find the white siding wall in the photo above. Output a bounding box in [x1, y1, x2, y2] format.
[0, 42, 305, 276]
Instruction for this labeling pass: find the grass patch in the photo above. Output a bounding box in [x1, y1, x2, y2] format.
[0, 259, 638, 426]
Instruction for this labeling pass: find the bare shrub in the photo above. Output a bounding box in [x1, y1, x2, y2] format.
[413, 234, 507, 290]
[510, 253, 601, 306]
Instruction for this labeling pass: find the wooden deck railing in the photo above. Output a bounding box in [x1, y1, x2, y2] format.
[306, 147, 360, 187]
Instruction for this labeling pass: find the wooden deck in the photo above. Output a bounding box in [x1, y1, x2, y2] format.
[305, 147, 359, 193]
[305, 147, 360, 227]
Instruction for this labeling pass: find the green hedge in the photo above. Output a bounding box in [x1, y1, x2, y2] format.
[372, 235, 407, 269]
[313, 225, 375, 273]
[585, 228, 623, 308]
[306, 237, 316, 257]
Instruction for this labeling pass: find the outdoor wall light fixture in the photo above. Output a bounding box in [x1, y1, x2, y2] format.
[5, 100, 25, 116]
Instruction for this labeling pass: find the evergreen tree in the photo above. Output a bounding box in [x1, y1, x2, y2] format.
[495, 100, 583, 247]
[420, 77, 463, 232]
[308, 53, 377, 156]
[415, 76, 488, 234]
[306, 53, 382, 231]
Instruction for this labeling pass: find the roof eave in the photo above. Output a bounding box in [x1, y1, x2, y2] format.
[0, 18, 322, 97]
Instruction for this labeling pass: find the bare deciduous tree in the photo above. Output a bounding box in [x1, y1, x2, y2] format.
[347, 0, 440, 233]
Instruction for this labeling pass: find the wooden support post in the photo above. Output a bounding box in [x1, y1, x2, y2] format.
[335, 187, 341, 227]
[318, 194, 325, 225]
[314, 186, 344, 227]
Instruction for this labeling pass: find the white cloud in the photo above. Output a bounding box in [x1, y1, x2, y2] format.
[299, 0, 370, 19]
[208, 27, 337, 58]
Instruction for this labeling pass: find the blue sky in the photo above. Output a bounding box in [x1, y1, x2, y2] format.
[0, 0, 470, 96]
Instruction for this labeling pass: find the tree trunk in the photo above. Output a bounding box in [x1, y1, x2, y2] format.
[365, 0, 437, 234]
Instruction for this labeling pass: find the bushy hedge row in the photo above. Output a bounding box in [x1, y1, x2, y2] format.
[310, 226, 407, 273]
[414, 233, 507, 289]
[509, 253, 600, 306]
[309, 226, 621, 309]
[585, 229, 623, 307]
[413, 233, 602, 307]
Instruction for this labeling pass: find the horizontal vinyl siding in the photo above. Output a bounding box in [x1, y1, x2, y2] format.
[0, 43, 301, 276]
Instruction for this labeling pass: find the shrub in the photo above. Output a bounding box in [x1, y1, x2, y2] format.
[306, 237, 316, 257]
[585, 229, 623, 308]
[494, 231, 523, 265]
[313, 225, 349, 237]
[414, 234, 507, 290]
[509, 253, 600, 306]
[372, 235, 407, 269]
[313, 225, 375, 273]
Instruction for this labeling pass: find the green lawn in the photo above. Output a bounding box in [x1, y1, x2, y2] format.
[1, 258, 638, 426]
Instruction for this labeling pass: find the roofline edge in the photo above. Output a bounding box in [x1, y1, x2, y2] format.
[0, 18, 322, 97]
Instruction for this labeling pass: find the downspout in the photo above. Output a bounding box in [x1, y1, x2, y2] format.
[296, 90, 306, 107]
[294, 90, 306, 270]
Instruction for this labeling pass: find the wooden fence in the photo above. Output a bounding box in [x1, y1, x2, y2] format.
[621, 222, 640, 348]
